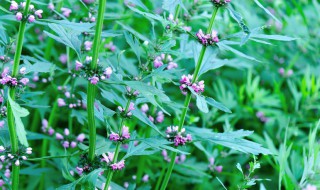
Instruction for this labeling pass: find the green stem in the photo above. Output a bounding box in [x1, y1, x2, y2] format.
[104, 100, 131, 190]
[159, 7, 219, 190]
[7, 1, 32, 189]
[155, 166, 166, 190]
[174, 5, 181, 20]
[87, 0, 107, 161]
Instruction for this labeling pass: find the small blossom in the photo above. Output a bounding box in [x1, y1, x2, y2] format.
[84, 41, 93, 51]
[104, 67, 112, 78]
[28, 15, 35, 23]
[61, 7, 72, 17]
[196, 29, 219, 46]
[59, 54, 68, 64]
[62, 141, 70, 148]
[128, 102, 135, 112]
[303, 184, 317, 190]
[10, 1, 19, 11]
[141, 104, 149, 113]
[90, 76, 99, 85]
[0, 146, 5, 152]
[20, 78, 29, 85]
[64, 128, 70, 136]
[34, 10, 43, 18]
[26, 147, 32, 154]
[156, 111, 164, 123]
[110, 160, 125, 171]
[57, 98, 66, 107]
[15, 160, 20, 166]
[77, 133, 85, 142]
[48, 2, 55, 11]
[56, 133, 64, 140]
[16, 12, 23, 21]
[121, 126, 130, 139]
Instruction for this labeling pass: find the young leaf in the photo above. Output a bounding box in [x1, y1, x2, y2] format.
[206, 97, 232, 113]
[8, 94, 30, 147]
[254, 0, 281, 23]
[124, 31, 141, 64]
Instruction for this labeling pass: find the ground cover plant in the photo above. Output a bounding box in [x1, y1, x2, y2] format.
[0, 0, 319, 189]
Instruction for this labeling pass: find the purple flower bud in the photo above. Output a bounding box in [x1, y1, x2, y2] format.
[61, 7, 72, 17]
[64, 128, 70, 136]
[34, 9, 43, 18]
[62, 141, 69, 148]
[77, 133, 85, 142]
[70, 141, 77, 148]
[90, 76, 99, 85]
[121, 126, 130, 139]
[28, 15, 35, 23]
[48, 2, 55, 11]
[20, 78, 29, 85]
[16, 12, 23, 21]
[56, 133, 64, 140]
[10, 1, 19, 11]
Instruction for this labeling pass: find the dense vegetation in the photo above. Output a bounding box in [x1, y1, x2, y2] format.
[0, 0, 319, 189]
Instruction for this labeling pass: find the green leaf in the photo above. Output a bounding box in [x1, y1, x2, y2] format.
[131, 109, 162, 135]
[206, 97, 232, 113]
[8, 93, 29, 147]
[189, 127, 271, 155]
[124, 81, 171, 115]
[217, 41, 260, 62]
[124, 31, 141, 64]
[44, 23, 82, 58]
[126, 0, 148, 10]
[254, 0, 281, 23]
[251, 34, 297, 41]
[188, 86, 208, 113]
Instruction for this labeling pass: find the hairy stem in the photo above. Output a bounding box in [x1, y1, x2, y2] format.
[7, 1, 32, 189]
[159, 7, 219, 190]
[87, 0, 107, 161]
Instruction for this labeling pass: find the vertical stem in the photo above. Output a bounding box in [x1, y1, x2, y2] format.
[87, 0, 107, 161]
[159, 7, 219, 190]
[7, 1, 32, 189]
[104, 100, 130, 190]
[174, 5, 181, 20]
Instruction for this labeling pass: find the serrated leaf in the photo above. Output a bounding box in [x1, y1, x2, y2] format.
[124, 31, 141, 64]
[8, 93, 29, 147]
[44, 23, 82, 58]
[131, 109, 162, 135]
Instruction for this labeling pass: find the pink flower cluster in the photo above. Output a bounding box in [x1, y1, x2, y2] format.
[153, 54, 178, 70]
[54, 128, 85, 149]
[0, 146, 32, 167]
[109, 126, 131, 142]
[125, 86, 139, 99]
[104, 42, 117, 52]
[179, 74, 205, 95]
[0, 67, 29, 87]
[208, 157, 223, 173]
[56, 87, 85, 109]
[165, 126, 192, 146]
[196, 29, 219, 46]
[74, 57, 113, 85]
[162, 150, 186, 164]
[211, 0, 231, 7]
[141, 104, 165, 123]
[9, 1, 43, 22]
[278, 68, 293, 78]
[118, 102, 135, 117]
[256, 111, 269, 123]
[110, 160, 125, 171]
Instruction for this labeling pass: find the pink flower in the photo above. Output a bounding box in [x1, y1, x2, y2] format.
[61, 7, 72, 17]
[15, 160, 20, 166]
[56, 133, 64, 140]
[57, 98, 66, 107]
[84, 41, 93, 51]
[10, 1, 19, 11]
[121, 126, 130, 139]
[141, 104, 149, 113]
[156, 111, 164, 123]
[20, 78, 29, 85]
[28, 15, 35, 23]
[16, 12, 23, 21]
[76, 167, 83, 175]
[215, 165, 223, 173]
[110, 160, 125, 170]
[303, 184, 317, 190]
[62, 141, 69, 148]
[90, 76, 99, 85]
[104, 67, 112, 78]
[75, 61, 83, 71]
[142, 174, 149, 182]
[167, 62, 178, 70]
[20, 67, 26, 74]
[77, 133, 85, 142]
[64, 128, 70, 136]
[35, 10, 43, 18]
[59, 54, 68, 64]
[128, 102, 135, 112]
[48, 3, 54, 11]
[82, 0, 95, 4]
[48, 128, 55, 135]
[70, 141, 77, 148]
[109, 132, 120, 141]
